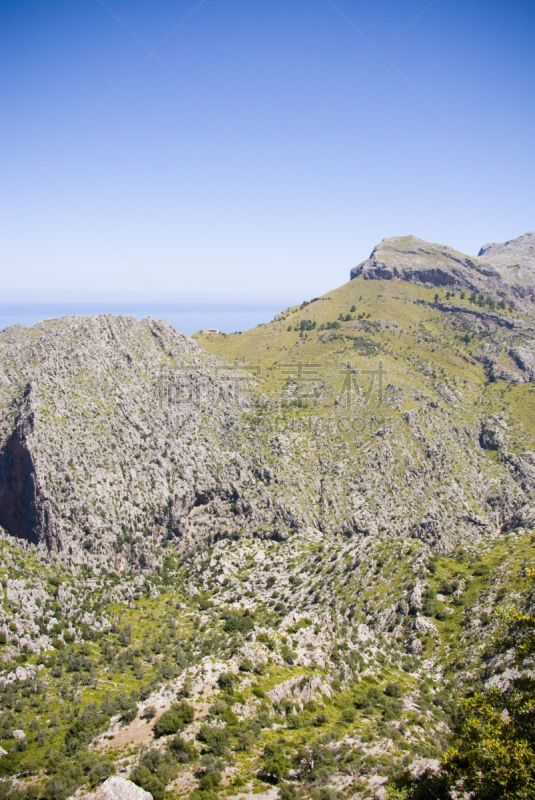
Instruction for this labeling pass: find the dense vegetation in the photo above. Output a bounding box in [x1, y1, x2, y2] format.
[1, 525, 535, 799]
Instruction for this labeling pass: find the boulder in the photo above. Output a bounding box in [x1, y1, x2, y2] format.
[80, 776, 152, 800]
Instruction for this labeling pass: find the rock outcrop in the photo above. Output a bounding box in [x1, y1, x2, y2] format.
[479, 231, 535, 284]
[79, 776, 152, 800]
[350, 235, 502, 292]
[0, 315, 327, 564]
[350, 233, 535, 306]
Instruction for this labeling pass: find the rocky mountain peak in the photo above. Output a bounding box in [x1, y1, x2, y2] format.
[350, 235, 501, 292]
[478, 231, 535, 284]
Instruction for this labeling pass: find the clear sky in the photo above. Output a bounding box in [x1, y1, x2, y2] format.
[2, 0, 534, 330]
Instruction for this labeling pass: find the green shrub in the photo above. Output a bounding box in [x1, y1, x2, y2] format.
[167, 734, 197, 763]
[190, 791, 218, 800]
[130, 750, 177, 800]
[340, 707, 355, 723]
[261, 743, 291, 780]
[237, 724, 259, 750]
[422, 587, 437, 617]
[42, 750, 115, 800]
[198, 724, 230, 756]
[209, 699, 228, 716]
[222, 611, 255, 634]
[367, 687, 383, 705]
[217, 672, 236, 691]
[281, 645, 297, 665]
[153, 700, 194, 736]
[311, 789, 343, 800]
[120, 706, 137, 725]
[130, 765, 166, 800]
[199, 771, 221, 790]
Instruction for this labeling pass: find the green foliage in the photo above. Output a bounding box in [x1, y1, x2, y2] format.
[130, 749, 177, 800]
[64, 703, 107, 755]
[43, 750, 115, 800]
[190, 792, 218, 800]
[318, 321, 340, 330]
[217, 671, 236, 691]
[199, 770, 221, 790]
[310, 789, 343, 800]
[294, 738, 337, 783]
[281, 645, 297, 664]
[298, 319, 316, 331]
[198, 724, 230, 756]
[222, 609, 255, 634]
[402, 605, 535, 799]
[236, 721, 261, 750]
[421, 587, 437, 617]
[167, 733, 197, 763]
[340, 707, 355, 723]
[261, 743, 291, 780]
[153, 700, 194, 736]
[142, 705, 156, 720]
[120, 706, 137, 724]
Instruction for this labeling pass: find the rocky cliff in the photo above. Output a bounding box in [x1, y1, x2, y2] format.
[350, 233, 535, 306]
[478, 230, 535, 284]
[0, 315, 278, 563]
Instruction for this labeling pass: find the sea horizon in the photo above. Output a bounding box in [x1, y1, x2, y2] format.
[0, 297, 299, 336]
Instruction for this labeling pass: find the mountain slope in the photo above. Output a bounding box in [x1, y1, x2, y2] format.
[0, 315, 318, 564]
[1, 232, 535, 800]
[479, 230, 535, 285]
[2, 278, 535, 562]
[196, 251, 535, 549]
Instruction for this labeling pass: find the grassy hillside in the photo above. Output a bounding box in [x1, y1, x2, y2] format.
[195, 276, 535, 444]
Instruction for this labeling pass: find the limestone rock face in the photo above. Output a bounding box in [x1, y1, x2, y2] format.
[479, 231, 535, 284]
[350, 235, 502, 292]
[80, 776, 152, 800]
[350, 233, 535, 307]
[0, 314, 308, 563]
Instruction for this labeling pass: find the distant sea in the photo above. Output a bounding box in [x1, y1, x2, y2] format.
[0, 300, 296, 336]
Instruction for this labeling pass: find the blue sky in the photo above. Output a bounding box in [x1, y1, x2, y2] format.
[2, 0, 534, 331]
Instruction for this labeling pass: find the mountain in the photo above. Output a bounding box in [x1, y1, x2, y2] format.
[350, 233, 535, 304]
[478, 231, 535, 285]
[349, 235, 501, 290]
[1, 233, 535, 800]
[0, 315, 317, 563]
